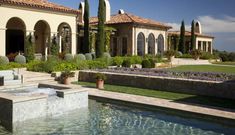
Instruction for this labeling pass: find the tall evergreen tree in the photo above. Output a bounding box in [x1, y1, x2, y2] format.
[83, 0, 90, 53]
[96, 0, 105, 58]
[191, 20, 196, 50]
[179, 20, 186, 53]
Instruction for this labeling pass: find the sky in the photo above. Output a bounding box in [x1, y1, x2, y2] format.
[49, 0, 235, 52]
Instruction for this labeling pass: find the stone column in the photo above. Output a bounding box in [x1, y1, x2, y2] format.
[71, 32, 77, 55]
[0, 28, 6, 56]
[206, 42, 209, 52]
[59, 35, 62, 53]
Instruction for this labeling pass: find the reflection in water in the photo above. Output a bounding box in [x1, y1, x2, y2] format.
[0, 100, 234, 135]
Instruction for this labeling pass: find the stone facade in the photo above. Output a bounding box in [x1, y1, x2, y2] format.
[79, 71, 235, 100]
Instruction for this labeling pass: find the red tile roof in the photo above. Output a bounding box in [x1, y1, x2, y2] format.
[168, 31, 214, 38]
[0, 0, 80, 14]
[90, 13, 172, 29]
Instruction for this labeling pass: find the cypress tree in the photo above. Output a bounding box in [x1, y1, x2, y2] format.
[96, 0, 105, 58]
[191, 20, 196, 50]
[25, 33, 35, 62]
[83, 0, 90, 53]
[179, 20, 186, 53]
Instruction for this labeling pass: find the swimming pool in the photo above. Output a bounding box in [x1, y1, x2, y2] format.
[0, 99, 234, 135]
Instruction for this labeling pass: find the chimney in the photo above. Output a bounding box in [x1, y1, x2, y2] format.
[79, 2, 85, 23]
[118, 9, 125, 14]
[104, 0, 111, 22]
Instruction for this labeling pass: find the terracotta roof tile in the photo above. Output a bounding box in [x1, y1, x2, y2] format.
[90, 13, 172, 29]
[0, 0, 80, 14]
[168, 31, 214, 38]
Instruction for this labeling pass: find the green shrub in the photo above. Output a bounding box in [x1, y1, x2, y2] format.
[14, 55, 26, 64]
[177, 54, 192, 58]
[47, 55, 60, 62]
[0, 62, 26, 70]
[64, 54, 74, 61]
[129, 56, 142, 64]
[25, 34, 35, 62]
[201, 52, 214, 60]
[190, 49, 202, 60]
[74, 54, 86, 61]
[85, 53, 93, 60]
[164, 50, 176, 58]
[142, 59, 152, 68]
[27, 60, 45, 72]
[0, 56, 9, 65]
[86, 60, 107, 69]
[53, 62, 77, 72]
[148, 58, 157, 68]
[50, 36, 59, 56]
[122, 59, 131, 68]
[112, 56, 124, 67]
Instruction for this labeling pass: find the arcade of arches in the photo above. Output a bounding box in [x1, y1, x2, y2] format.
[4, 18, 72, 58]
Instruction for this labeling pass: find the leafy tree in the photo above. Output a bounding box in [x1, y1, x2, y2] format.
[50, 35, 59, 55]
[96, 0, 105, 58]
[25, 33, 35, 62]
[191, 20, 196, 50]
[83, 0, 90, 53]
[179, 20, 186, 53]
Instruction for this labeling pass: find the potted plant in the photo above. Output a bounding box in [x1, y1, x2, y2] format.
[95, 73, 106, 89]
[191, 49, 202, 60]
[60, 70, 75, 85]
[164, 50, 176, 61]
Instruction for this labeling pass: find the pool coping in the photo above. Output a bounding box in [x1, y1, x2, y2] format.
[67, 84, 235, 126]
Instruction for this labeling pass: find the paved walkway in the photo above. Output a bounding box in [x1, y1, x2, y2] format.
[69, 84, 235, 122]
[171, 58, 211, 65]
[3, 71, 235, 124]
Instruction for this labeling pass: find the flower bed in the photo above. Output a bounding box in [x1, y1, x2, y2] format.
[96, 68, 235, 82]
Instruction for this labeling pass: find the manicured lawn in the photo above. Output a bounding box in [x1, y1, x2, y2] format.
[74, 81, 235, 110]
[213, 62, 235, 66]
[169, 65, 235, 74]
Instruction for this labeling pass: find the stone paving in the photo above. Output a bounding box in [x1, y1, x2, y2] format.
[3, 71, 235, 124]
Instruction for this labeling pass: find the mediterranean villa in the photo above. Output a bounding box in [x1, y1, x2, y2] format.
[0, 0, 214, 58]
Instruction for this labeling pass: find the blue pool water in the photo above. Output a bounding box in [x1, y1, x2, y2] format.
[0, 99, 234, 135]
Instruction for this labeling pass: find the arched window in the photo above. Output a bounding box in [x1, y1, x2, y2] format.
[137, 32, 145, 56]
[157, 34, 164, 55]
[6, 17, 26, 55]
[148, 34, 155, 55]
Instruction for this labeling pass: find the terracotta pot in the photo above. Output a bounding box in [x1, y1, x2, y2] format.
[96, 79, 104, 89]
[63, 78, 70, 85]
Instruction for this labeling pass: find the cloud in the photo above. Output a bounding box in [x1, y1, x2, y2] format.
[167, 15, 235, 33]
[166, 23, 190, 31]
[197, 16, 235, 33]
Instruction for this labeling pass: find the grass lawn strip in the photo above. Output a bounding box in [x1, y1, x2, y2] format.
[74, 81, 235, 110]
[169, 65, 235, 74]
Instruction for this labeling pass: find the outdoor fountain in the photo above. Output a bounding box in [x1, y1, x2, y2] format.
[0, 83, 88, 132]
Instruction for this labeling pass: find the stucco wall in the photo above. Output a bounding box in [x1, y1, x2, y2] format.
[79, 71, 235, 100]
[0, 5, 77, 55]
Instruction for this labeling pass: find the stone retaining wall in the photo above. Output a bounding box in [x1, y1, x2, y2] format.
[79, 71, 235, 100]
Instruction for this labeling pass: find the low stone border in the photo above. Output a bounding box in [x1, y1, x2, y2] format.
[79, 70, 235, 100]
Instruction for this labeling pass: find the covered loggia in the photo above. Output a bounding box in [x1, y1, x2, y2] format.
[57, 23, 72, 53]
[137, 32, 145, 56]
[6, 17, 26, 55]
[34, 20, 51, 56]
[157, 34, 164, 55]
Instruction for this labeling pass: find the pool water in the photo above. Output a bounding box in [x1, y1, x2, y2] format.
[0, 99, 234, 135]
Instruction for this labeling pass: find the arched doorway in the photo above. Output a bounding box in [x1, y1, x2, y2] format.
[34, 20, 51, 55]
[148, 33, 155, 55]
[157, 34, 164, 55]
[6, 17, 26, 55]
[137, 32, 145, 56]
[58, 23, 72, 53]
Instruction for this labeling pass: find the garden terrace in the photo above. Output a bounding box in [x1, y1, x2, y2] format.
[95, 68, 235, 82]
